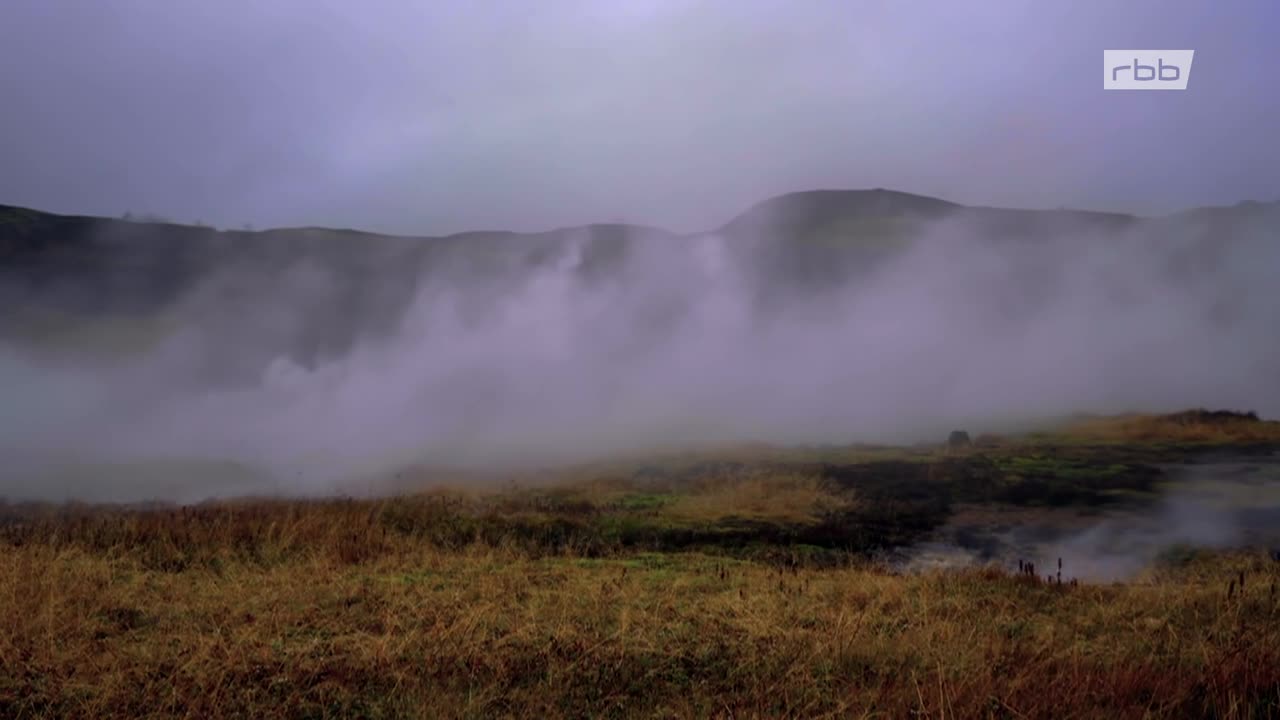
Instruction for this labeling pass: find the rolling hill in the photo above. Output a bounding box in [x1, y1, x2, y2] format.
[2, 189, 1277, 380]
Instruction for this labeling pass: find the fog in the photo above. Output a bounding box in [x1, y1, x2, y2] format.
[2, 201, 1279, 503]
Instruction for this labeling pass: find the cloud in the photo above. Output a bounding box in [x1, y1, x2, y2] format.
[2, 1, 1279, 233]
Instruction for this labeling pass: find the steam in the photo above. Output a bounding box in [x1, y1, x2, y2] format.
[900, 456, 1280, 581]
[2, 202, 1280, 503]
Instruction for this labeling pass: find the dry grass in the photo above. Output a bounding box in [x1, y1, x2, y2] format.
[665, 473, 855, 525]
[1061, 409, 1280, 444]
[2, 497, 1279, 719]
[4, 414, 1279, 718]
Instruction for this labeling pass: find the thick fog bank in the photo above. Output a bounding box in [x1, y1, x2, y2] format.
[3, 207, 1280, 502]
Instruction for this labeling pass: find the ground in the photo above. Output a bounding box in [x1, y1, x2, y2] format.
[2, 410, 1280, 718]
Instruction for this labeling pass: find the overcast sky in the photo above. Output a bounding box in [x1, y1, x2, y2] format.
[2, 1, 1278, 235]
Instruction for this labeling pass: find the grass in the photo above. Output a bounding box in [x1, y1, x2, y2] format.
[3, 409, 1280, 717]
[3, 528, 1279, 718]
[663, 472, 855, 526]
[1057, 409, 1280, 445]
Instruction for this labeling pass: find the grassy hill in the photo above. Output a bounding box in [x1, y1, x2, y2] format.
[3, 188, 1278, 382]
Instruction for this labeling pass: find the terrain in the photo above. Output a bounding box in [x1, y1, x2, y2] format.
[5, 191, 1280, 716]
[4, 189, 1279, 382]
[3, 411, 1280, 718]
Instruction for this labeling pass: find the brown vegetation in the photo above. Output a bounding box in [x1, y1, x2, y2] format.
[1061, 409, 1280, 444]
[1, 493, 1279, 718]
[3, 413, 1279, 717]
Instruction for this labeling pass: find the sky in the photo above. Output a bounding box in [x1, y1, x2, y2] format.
[2, 0, 1279, 236]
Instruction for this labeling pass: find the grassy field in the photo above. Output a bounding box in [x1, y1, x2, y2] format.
[3, 410, 1280, 718]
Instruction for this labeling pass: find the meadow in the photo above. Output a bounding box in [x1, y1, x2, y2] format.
[3, 410, 1280, 718]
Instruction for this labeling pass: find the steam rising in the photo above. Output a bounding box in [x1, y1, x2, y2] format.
[901, 457, 1280, 581]
[2, 201, 1280, 503]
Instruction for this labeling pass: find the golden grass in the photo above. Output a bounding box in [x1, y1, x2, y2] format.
[2, 498, 1279, 718]
[665, 473, 854, 525]
[4, 412, 1280, 717]
[1061, 410, 1280, 444]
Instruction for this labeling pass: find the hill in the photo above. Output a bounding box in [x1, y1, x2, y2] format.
[2, 189, 1278, 378]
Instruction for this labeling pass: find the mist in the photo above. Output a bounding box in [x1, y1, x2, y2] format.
[3, 200, 1279, 503]
[900, 455, 1280, 582]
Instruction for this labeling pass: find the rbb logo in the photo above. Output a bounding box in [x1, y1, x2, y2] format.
[1103, 50, 1194, 90]
[1113, 58, 1181, 82]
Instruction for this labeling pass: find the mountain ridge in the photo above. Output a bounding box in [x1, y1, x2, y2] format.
[3, 187, 1277, 380]
[7, 187, 1277, 242]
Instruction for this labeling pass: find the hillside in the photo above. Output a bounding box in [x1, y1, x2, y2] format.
[2, 190, 1278, 380]
[5, 188, 1275, 300]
